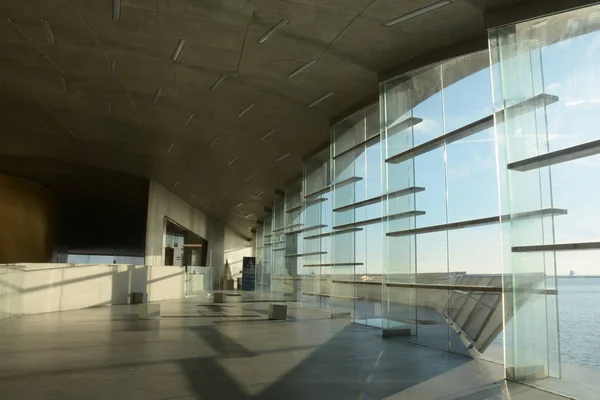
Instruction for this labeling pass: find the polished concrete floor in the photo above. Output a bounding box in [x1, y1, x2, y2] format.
[0, 294, 567, 400]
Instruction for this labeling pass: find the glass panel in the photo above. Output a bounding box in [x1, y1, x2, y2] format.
[331, 102, 383, 323]
[490, 5, 600, 393]
[301, 148, 331, 309]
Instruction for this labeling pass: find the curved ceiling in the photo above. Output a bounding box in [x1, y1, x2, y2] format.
[0, 0, 570, 237]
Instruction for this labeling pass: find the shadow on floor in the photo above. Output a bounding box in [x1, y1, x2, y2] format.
[180, 323, 472, 400]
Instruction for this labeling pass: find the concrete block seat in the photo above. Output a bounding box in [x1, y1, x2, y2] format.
[139, 303, 161, 319]
[213, 292, 227, 303]
[268, 303, 287, 320]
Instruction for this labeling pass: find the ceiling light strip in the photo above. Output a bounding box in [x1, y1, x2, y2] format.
[184, 113, 194, 126]
[244, 213, 254, 219]
[190, 193, 196, 200]
[152, 88, 163, 104]
[171, 39, 187, 61]
[238, 104, 254, 117]
[110, 58, 117, 77]
[236, 203, 243, 208]
[173, 181, 180, 188]
[167, 144, 174, 153]
[41, 19, 56, 44]
[228, 156, 239, 166]
[257, 19, 290, 44]
[288, 60, 316, 78]
[206, 177, 213, 184]
[211, 75, 227, 91]
[275, 153, 291, 163]
[244, 175, 254, 182]
[260, 129, 275, 141]
[205, 204, 211, 209]
[112, 0, 121, 21]
[256, 191, 265, 197]
[105, 101, 112, 117]
[209, 137, 219, 147]
[384, 0, 452, 27]
[308, 92, 334, 108]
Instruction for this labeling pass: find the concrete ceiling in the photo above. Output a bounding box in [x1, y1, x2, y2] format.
[0, 0, 549, 237]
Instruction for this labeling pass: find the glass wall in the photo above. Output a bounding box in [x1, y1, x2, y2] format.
[330, 103, 383, 322]
[490, 4, 600, 395]
[283, 180, 303, 300]
[254, 5, 600, 397]
[301, 148, 331, 309]
[381, 50, 505, 356]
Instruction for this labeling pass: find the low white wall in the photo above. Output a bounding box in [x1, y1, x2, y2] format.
[0, 266, 25, 319]
[0, 263, 185, 317]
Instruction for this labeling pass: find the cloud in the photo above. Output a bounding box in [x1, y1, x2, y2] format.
[565, 100, 588, 107]
[413, 118, 438, 135]
[546, 82, 563, 92]
[457, 138, 495, 144]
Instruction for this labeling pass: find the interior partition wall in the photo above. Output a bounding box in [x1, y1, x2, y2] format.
[490, 4, 600, 391]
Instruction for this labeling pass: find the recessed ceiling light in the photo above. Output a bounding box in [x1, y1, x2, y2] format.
[173, 181, 180, 188]
[167, 144, 174, 153]
[275, 153, 291, 163]
[41, 19, 56, 44]
[384, 1, 451, 27]
[211, 75, 226, 91]
[171, 39, 187, 61]
[152, 88, 162, 104]
[257, 19, 290, 44]
[243, 175, 254, 182]
[112, 0, 121, 21]
[59, 76, 68, 94]
[105, 101, 112, 118]
[228, 156, 239, 166]
[260, 129, 275, 141]
[238, 104, 254, 117]
[190, 193, 196, 200]
[308, 92, 334, 108]
[288, 60, 316, 78]
[184, 113, 194, 126]
[110, 58, 117, 77]
[209, 137, 219, 147]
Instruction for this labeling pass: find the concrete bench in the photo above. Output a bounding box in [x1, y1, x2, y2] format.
[139, 303, 161, 320]
[268, 303, 287, 320]
[213, 293, 227, 303]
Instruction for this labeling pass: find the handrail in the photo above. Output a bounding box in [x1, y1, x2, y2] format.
[331, 280, 557, 295]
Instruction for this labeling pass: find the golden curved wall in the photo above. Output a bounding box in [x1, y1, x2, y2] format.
[0, 174, 58, 263]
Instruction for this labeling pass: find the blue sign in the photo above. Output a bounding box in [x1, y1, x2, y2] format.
[242, 257, 256, 291]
